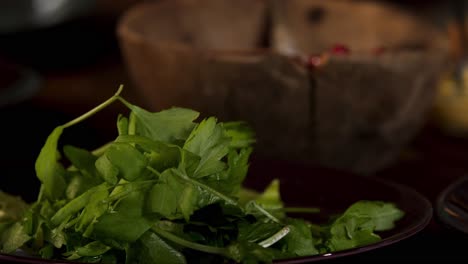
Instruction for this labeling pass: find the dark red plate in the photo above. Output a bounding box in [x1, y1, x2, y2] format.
[0, 159, 432, 263]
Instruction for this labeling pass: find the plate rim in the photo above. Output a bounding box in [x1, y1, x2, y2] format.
[273, 175, 433, 263]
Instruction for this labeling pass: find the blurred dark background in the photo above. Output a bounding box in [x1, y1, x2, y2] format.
[0, 0, 143, 201]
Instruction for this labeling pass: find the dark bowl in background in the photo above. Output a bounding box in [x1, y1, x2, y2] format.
[117, 0, 450, 174]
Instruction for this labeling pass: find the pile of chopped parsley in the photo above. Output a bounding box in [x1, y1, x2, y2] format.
[0, 87, 404, 263]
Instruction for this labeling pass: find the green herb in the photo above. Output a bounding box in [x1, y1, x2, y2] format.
[0, 86, 404, 263]
[0, 192, 28, 223]
[325, 201, 405, 252]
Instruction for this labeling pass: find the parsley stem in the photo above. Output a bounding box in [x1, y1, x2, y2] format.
[128, 111, 137, 136]
[309, 223, 324, 237]
[146, 166, 161, 177]
[249, 201, 281, 223]
[173, 170, 238, 206]
[151, 224, 229, 256]
[62, 85, 123, 129]
[258, 226, 291, 248]
[116, 96, 133, 109]
[91, 141, 113, 156]
[37, 185, 45, 202]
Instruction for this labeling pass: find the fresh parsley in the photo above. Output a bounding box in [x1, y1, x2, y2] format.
[0, 86, 404, 263]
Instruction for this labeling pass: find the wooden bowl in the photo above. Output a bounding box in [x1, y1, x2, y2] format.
[117, 0, 449, 174]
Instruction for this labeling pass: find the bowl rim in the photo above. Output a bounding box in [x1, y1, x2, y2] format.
[116, 0, 272, 56]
